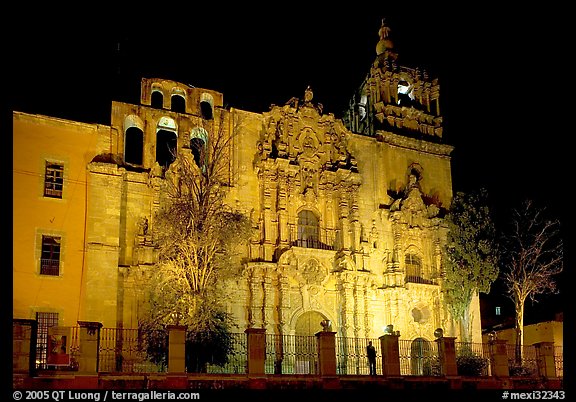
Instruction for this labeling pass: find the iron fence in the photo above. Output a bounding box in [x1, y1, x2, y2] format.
[265, 334, 318, 374]
[34, 325, 80, 370]
[455, 342, 491, 376]
[506, 343, 538, 376]
[554, 346, 563, 378]
[26, 325, 562, 379]
[335, 336, 382, 375]
[205, 332, 247, 374]
[99, 328, 165, 373]
[398, 338, 441, 376]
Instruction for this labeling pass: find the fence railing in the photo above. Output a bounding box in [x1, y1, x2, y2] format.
[205, 332, 247, 374]
[455, 341, 491, 376]
[265, 334, 318, 374]
[21, 324, 563, 378]
[506, 343, 539, 376]
[98, 328, 165, 373]
[554, 346, 563, 378]
[336, 336, 382, 375]
[398, 338, 441, 376]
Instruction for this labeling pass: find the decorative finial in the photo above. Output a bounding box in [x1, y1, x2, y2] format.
[304, 85, 313, 103]
[379, 18, 391, 39]
[376, 17, 397, 59]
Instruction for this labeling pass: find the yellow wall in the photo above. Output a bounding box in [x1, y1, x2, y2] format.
[13, 112, 108, 326]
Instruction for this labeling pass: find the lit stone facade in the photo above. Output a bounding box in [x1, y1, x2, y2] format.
[13, 21, 482, 347]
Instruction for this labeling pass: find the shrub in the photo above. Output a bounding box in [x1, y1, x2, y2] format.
[456, 353, 488, 376]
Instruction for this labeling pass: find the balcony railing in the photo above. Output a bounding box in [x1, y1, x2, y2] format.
[287, 224, 338, 251]
[40, 259, 60, 276]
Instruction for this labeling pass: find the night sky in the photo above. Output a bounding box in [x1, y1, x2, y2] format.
[11, 7, 566, 323]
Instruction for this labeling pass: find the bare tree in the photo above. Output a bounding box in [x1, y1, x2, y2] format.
[501, 200, 563, 365]
[140, 111, 252, 371]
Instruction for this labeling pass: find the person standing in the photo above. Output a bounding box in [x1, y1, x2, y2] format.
[367, 340, 377, 376]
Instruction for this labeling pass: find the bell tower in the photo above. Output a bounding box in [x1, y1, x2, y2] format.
[343, 19, 443, 141]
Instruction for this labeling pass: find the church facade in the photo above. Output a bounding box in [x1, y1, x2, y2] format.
[12, 21, 482, 363]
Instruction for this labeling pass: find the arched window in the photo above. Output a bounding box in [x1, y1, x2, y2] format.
[200, 92, 214, 120]
[190, 127, 208, 169]
[190, 138, 205, 168]
[405, 253, 422, 282]
[151, 90, 164, 109]
[124, 127, 144, 165]
[124, 115, 144, 166]
[397, 79, 414, 107]
[297, 210, 319, 248]
[171, 94, 186, 113]
[156, 129, 177, 168]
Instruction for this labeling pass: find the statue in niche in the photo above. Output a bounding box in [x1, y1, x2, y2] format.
[138, 216, 149, 236]
[302, 134, 316, 156]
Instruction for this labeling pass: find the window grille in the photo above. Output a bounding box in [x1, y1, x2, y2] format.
[35, 312, 59, 369]
[44, 162, 63, 198]
[40, 235, 60, 276]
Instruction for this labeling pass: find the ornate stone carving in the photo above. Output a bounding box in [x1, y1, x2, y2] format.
[298, 258, 326, 285]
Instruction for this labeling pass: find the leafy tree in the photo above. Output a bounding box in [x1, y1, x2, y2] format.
[139, 113, 252, 372]
[500, 200, 563, 364]
[442, 188, 499, 342]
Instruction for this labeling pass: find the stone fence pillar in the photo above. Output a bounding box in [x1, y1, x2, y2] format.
[436, 336, 458, 376]
[379, 334, 401, 376]
[534, 342, 556, 378]
[489, 339, 510, 377]
[13, 319, 37, 376]
[77, 321, 102, 373]
[316, 331, 337, 376]
[167, 325, 187, 373]
[245, 328, 266, 375]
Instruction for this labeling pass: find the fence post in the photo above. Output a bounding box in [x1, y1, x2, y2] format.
[13, 319, 37, 376]
[315, 330, 337, 376]
[245, 328, 266, 375]
[167, 325, 187, 373]
[436, 336, 458, 376]
[77, 321, 102, 374]
[534, 342, 556, 378]
[379, 333, 401, 376]
[489, 339, 510, 377]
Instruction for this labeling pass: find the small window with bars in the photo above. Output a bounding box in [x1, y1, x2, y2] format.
[40, 235, 61, 276]
[36, 312, 59, 369]
[44, 162, 64, 198]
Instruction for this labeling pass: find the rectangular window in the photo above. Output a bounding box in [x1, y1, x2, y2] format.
[495, 306, 501, 316]
[40, 235, 61, 276]
[36, 312, 59, 369]
[44, 162, 64, 198]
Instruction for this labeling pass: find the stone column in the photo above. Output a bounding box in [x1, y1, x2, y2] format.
[338, 276, 355, 338]
[489, 339, 510, 377]
[436, 336, 458, 376]
[77, 321, 102, 374]
[167, 325, 187, 373]
[316, 331, 337, 376]
[354, 278, 365, 338]
[245, 328, 266, 375]
[13, 319, 37, 375]
[263, 270, 275, 336]
[379, 334, 401, 376]
[249, 267, 264, 328]
[534, 342, 557, 378]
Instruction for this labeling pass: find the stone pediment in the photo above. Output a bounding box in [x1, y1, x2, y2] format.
[257, 87, 358, 174]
